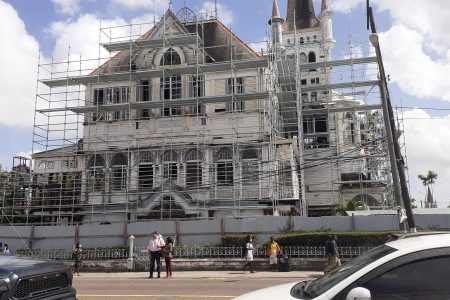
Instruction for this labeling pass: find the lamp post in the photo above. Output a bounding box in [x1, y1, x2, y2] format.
[368, 5, 417, 232]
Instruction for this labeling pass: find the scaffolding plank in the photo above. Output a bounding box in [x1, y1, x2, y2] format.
[301, 80, 380, 92]
[101, 35, 201, 52]
[40, 58, 269, 87]
[303, 104, 382, 114]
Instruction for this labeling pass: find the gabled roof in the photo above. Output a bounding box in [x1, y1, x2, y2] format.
[91, 10, 260, 76]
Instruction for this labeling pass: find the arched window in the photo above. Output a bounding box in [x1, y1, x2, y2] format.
[163, 150, 178, 180]
[241, 149, 259, 185]
[87, 155, 105, 192]
[344, 112, 356, 145]
[139, 152, 154, 190]
[160, 48, 181, 66]
[216, 148, 233, 186]
[186, 149, 203, 188]
[299, 53, 307, 63]
[111, 153, 127, 191]
[308, 51, 316, 63]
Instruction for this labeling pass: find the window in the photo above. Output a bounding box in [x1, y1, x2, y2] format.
[190, 75, 204, 98]
[226, 77, 244, 94]
[311, 91, 318, 102]
[303, 114, 329, 148]
[278, 161, 292, 188]
[311, 78, 320, 85]
[87, 155, 105, 192]
[313, 35, 317, 40]
[301, 79, 307, 85]
[300, 53, 307, 63]
[307, 36, 310, 43]
[163, 150, 178, 180]
[160, 48, 181, 66]
[344, 112, 356, 145]
[106, 86, 130, 121]
[363, 256, 450, 299]
[308, 52, 316, 63]
[226, 101, 244, 112]
[161, 75, 182, 116]
[161, 76, 182, 100]
[186, 149, 202, 188]
[300, 37, 304, 44]
[93, 88, 105, 121]
[138, 152, 153, 190]
[216, 148, 233, 186]
[111, 153, 127, 191]
[241, 149, 259, 185]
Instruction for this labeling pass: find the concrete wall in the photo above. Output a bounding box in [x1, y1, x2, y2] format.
[1, 214, 450, 251]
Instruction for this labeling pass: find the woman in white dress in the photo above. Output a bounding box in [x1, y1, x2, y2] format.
[242, 235, 254, 273]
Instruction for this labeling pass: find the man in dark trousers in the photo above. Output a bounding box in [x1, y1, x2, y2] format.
[324, 235, 340, 274]
[147, 231, 165, 278]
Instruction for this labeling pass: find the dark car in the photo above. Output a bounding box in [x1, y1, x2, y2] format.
[0, 255, 77, 300]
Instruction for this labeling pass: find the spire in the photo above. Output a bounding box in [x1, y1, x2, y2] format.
[272, 0, 282, 20]
[321, 0, 330, 12]
[283, 0, 320, 31]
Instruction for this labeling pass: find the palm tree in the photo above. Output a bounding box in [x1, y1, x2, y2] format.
[418, 170, 438, 208]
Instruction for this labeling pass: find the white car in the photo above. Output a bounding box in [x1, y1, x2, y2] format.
[236, 233, 450, 300]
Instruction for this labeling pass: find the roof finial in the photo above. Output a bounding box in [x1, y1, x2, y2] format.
[215, 0, 218, 19]
[321, 0, 330, 11]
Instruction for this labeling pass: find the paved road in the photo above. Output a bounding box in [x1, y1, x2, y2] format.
[73, 271, 321, 299]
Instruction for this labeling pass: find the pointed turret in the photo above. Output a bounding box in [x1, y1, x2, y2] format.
[321, 0, 330, 12]
[319, 0, 335, 53]
[283, 0, 320, 31]
[269, 0, 284, 47]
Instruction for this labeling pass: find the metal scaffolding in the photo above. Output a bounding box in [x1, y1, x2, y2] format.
[0, 5, 396, 225]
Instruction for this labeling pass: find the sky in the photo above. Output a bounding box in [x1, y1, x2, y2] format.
[0, 0, 449, 208]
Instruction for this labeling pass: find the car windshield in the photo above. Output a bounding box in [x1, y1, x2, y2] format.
[305, 245, 396, 298]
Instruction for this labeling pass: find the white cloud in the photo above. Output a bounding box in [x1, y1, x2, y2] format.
[0, 1, 41, 127]
[111, 0, 170, 13]
[379, 25, 450, 102]
[200, 1, 234, 27]
[331, 0, 364, 13]
[51, 0, 80, 16]
[403, 109, 450, 207]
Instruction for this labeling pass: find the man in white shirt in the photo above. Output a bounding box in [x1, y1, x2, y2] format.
[147, 231, 165, 278]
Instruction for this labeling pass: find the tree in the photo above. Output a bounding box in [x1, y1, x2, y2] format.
[332, 199, 365, 216]
[418, 170, 438, 208]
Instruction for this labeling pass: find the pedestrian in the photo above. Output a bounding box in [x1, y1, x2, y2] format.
[242, 235, 254, 273]
[323, 235, 341, 274]
[163, 237, 174, 278]
[147, 231, 165, 279]
[267, 237, 281, 272]
[3, 244, 11, 255]
[73, 242, 82, 276]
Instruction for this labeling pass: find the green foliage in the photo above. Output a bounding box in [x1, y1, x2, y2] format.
[220, 234, 256, 246]
[332, 199, 365, 216]
[274, 231, 400, 247]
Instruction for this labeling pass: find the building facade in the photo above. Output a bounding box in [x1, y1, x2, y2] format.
[23, 0, 391, 223]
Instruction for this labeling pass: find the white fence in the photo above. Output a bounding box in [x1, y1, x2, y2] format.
[0, 214, 449, 251]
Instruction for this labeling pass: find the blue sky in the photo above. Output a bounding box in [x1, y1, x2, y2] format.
[1, 0, 449, 207]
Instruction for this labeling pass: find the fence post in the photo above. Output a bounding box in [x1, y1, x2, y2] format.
[127, 235, 135, 271]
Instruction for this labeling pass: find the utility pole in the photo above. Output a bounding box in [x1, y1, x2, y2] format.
[366, 1, 416, 232]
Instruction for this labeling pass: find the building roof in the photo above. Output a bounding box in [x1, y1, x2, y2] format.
[347, 208, 450, 216]
[283, 0, 320, 31]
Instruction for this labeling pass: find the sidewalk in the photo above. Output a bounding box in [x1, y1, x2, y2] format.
[75, 270, 322, 279]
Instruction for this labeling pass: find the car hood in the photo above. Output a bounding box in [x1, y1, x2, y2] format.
[0, 256, 68, 278]
[234, 282, 299, 300]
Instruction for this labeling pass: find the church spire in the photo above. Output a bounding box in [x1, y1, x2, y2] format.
[321, 0, 330, 12]
[272, 0, 282, 20]
[269, 0, 284, 48]
[283, 0, 320, 31]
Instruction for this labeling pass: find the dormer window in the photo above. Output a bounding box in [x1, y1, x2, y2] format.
[161, 48, 181, 66]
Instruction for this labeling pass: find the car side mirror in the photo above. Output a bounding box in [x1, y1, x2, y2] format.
[345, 287, 371, 300]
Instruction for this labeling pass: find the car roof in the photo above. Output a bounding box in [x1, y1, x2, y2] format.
[386, 232, 450, 251]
